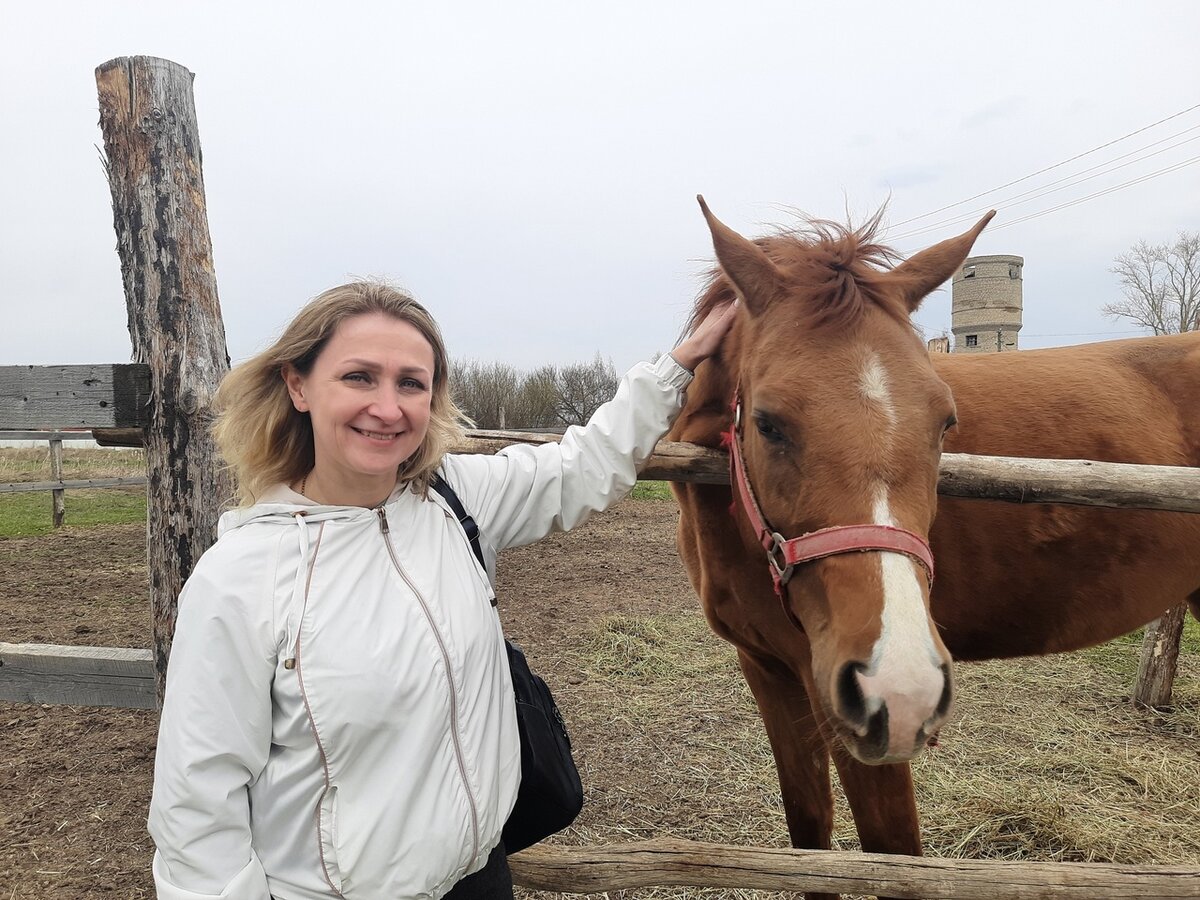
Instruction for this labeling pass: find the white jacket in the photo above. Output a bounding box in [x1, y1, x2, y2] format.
[148, 354, 692, 900]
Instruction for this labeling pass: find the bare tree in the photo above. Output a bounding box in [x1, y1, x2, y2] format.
[516, 365, 560, 429]
[555, 353, 619, 426]
[452, 359, 521, 429]
[1104, 232, 1200, 335]
[452, 354, 620, 430]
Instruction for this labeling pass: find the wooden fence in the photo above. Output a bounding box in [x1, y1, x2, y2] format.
[2, 54, 1197, 898]
[0, 430, 146, 529]
[2, 416, 1197, 711]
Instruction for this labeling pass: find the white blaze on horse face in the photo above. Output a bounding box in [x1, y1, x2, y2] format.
[858, 354, 897, 428]
[855, 487, 947, 758]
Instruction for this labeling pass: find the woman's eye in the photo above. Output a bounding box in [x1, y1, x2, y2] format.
[400, 378, 426, 391]
[344, 372, 370, 383]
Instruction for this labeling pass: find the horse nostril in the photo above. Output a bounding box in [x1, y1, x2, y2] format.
[837, 661, 869, 727]
[935, 663, 953, 719]
[865, 705, 889, 755]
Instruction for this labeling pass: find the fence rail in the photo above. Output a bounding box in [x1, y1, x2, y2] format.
[0, 643, 154, 710]
[0, 365, 150, 430]
[0, 476, 147, 494]
[85, 422, 1200, 514]
[508, 838, 1200, 899]
[0, 430, 106, 442]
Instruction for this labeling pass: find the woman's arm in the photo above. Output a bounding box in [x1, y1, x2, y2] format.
[148, 536, 278, 899]
[442, 301, 736, 553]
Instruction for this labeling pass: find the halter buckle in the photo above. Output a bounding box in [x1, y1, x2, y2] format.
[768, 531, 794, 585]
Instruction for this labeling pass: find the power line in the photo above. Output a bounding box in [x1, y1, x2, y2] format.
[990, 154, 1200, 230]
[889, 101, 1200, 229]
[892, 153, 1200, 250]
[990, 125, 1200, 207]
[890, 132, 1200, 242]
[1020, 329, 1147, 337]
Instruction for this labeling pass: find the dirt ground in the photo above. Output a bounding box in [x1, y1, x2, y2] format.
[2, 499, 1198, 898]
[0, 500, 713, 898]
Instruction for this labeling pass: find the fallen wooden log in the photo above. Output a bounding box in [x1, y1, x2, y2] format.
[508, 838, 1200, 899]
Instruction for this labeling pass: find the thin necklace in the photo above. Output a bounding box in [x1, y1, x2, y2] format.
[298, 473, 391, 507]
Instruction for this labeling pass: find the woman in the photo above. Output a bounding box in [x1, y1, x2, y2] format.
[148, 281, 736, 900]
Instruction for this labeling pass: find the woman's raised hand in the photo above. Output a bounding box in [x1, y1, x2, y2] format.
[669, 299, 738, 373]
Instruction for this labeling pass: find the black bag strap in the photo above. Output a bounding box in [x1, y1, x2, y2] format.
[430, 473, 486, 572]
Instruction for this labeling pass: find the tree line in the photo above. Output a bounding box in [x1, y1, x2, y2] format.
[451, 353, 621, 429]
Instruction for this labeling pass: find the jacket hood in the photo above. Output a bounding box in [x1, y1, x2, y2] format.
[217, 482, 414, 537]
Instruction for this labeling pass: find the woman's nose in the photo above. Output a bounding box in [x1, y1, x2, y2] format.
[366, 387, 405, 422]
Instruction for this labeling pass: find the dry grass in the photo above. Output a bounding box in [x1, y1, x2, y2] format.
[915, 656, 1200, 865]
[526, 611, 1200, 900]
[0, 447, 145, 482]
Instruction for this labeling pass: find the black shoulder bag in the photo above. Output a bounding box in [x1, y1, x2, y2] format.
[430, 475, 584, 854]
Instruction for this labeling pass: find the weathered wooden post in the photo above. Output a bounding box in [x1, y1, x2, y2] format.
[1134, 603, 1187, 708]
[95, 56, 231, 705]
[49, 435, 65, 527]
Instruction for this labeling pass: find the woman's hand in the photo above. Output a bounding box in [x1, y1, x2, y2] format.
[670, 299, 738, 373]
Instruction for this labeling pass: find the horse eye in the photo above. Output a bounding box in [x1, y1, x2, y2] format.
[755, 413, 784, 442]
[943, 415, 958, 434]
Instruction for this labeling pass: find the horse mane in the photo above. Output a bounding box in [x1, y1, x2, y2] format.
[685, 208, 911, 336]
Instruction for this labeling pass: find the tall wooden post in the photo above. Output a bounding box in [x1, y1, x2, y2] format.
[95, 57, 231, 705]
[1133, 603, 1187, 708]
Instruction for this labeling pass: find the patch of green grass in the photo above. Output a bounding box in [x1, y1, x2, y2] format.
[630, 479, 673, 501]
[0, 489, 146, 537]
[1084, 615, 1200, 682]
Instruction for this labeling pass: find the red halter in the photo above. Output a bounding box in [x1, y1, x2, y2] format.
[727, 390, 935, 615]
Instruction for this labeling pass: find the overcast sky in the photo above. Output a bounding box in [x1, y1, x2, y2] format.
[2, 1, 1198, 375]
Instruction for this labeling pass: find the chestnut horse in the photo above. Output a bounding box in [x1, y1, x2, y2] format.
[669, 198, 1200, 899]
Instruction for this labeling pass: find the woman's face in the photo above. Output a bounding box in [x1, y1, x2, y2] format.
[284, 311, 435, 503]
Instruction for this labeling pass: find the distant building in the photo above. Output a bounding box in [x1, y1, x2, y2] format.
[951, 254, 1023, 353]
[927, 336, 951, 354]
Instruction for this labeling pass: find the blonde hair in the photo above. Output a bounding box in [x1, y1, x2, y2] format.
[214, 281, 469, 506]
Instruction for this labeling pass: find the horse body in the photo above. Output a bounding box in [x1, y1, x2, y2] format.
[670, 200, 1200, 899]
[932, 333, 1200, 660]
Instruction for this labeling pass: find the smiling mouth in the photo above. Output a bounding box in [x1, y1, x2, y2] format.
[353, 427, 402, 441]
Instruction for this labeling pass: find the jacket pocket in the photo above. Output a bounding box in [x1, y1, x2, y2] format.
[318, 785, 344, 894]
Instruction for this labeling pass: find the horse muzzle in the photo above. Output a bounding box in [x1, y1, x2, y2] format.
[832, 658, 954, 764]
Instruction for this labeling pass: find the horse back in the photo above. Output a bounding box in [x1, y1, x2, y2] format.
[929, 331, 1200, 660]
[933, 331, 1200, 466]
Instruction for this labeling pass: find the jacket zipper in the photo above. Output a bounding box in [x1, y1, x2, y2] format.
[290, 524, 347, 899]
[376, 506, 482, 862]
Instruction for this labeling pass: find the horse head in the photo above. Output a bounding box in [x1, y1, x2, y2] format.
[676, 198, 993, 765]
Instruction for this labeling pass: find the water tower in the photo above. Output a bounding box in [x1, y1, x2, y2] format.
[951, 255, 1023, 353]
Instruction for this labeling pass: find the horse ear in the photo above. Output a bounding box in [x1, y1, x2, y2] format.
[890, 210, 996, 312]
[698, 195, 782, 316]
